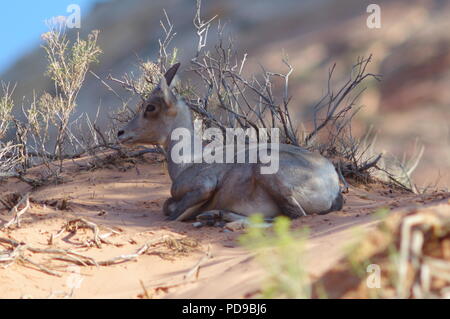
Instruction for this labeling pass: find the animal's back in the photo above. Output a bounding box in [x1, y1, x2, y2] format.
[263, 144, 341, 214]
[180, 143, 342, 218]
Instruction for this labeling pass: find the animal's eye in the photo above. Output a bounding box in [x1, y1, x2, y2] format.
[145, 104, 156, 113]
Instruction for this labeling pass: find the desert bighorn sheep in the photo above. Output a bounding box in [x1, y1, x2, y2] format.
[118, 63, 343, 222]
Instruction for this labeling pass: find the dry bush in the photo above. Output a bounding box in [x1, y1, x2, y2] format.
[182, 1, 428, 192]
[0, 142, 20, 179]
[107, 61, 164, 126]
[0, 1, 424, 192]
[187, 6, 298, 144]
[39, 29, 101, 166]
[0, 83, 21, 178]
[99, 0, 422, 191]
[4, 29, 102, 184]
[103, 10, 179, 156]
[107, 9, 178, 128]
[375, 139, 426, 193]
[0, 82, 15, 139]
[180, 1, 388, 187]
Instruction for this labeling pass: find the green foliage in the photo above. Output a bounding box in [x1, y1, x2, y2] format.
[373, 207, 391, 221]
[239, 215, 311, 299]
[343, 208, 390, 278]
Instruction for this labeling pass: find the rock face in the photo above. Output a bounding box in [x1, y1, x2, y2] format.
[2, 0, 450, 186]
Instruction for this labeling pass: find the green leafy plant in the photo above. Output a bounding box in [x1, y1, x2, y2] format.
[239, 215, 311, 299]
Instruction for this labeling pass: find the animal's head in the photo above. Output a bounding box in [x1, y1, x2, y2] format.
[117, 63, 182, 147]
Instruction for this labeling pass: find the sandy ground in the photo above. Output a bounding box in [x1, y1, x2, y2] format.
[0, 154, 449, 299]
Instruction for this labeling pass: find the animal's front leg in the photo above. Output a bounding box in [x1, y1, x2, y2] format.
[163, 197, 176, 216]
[167, 189, 213, 221]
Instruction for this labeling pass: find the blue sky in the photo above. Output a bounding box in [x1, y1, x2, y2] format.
[0, 0, 98, 74]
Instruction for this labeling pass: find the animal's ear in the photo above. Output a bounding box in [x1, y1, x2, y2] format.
[159, 76, 178, 116]
[164, 63, 181, 87]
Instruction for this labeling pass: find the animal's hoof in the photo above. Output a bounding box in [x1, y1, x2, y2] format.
[224, 220, 249, 232]
[196, 210, 223, 226]
[192, 222, 204, 228]
[196, 210, 246, 223]
[166, 213, 179, 221]
[225, 219, 273, 232]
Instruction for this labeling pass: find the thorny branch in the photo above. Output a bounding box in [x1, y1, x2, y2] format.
[305, 55, 381, 145]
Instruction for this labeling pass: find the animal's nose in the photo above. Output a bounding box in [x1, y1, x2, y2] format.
[118, 130, 125, 138]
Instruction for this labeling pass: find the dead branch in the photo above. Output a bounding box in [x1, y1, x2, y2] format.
[97, 241, 152, 266]
[20, 256, 62, 277]
[305, 55, 381, 145]
[357, 153, 383, 172]
[0, 193, 30, 230]
[183, 244, 212, 281]
[54, 218, 108, 248]
[188, 22, 299, 144]
[0, 235, 176, 277]
[0, 238, 62, 276]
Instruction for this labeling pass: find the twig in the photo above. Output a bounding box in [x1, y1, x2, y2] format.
[20, 256, 62, 277]
[0, 235, 173, 277]
[0, 193, 31, 229]
[56, 218, 109, 248]
[183, 244, 212, 281]
[140, 280, 152, 299]
[337, 161, 349, 193]
[358, 153, 383, 172]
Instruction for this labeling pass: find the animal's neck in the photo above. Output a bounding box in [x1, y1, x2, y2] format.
[163, 101, 196, 181]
